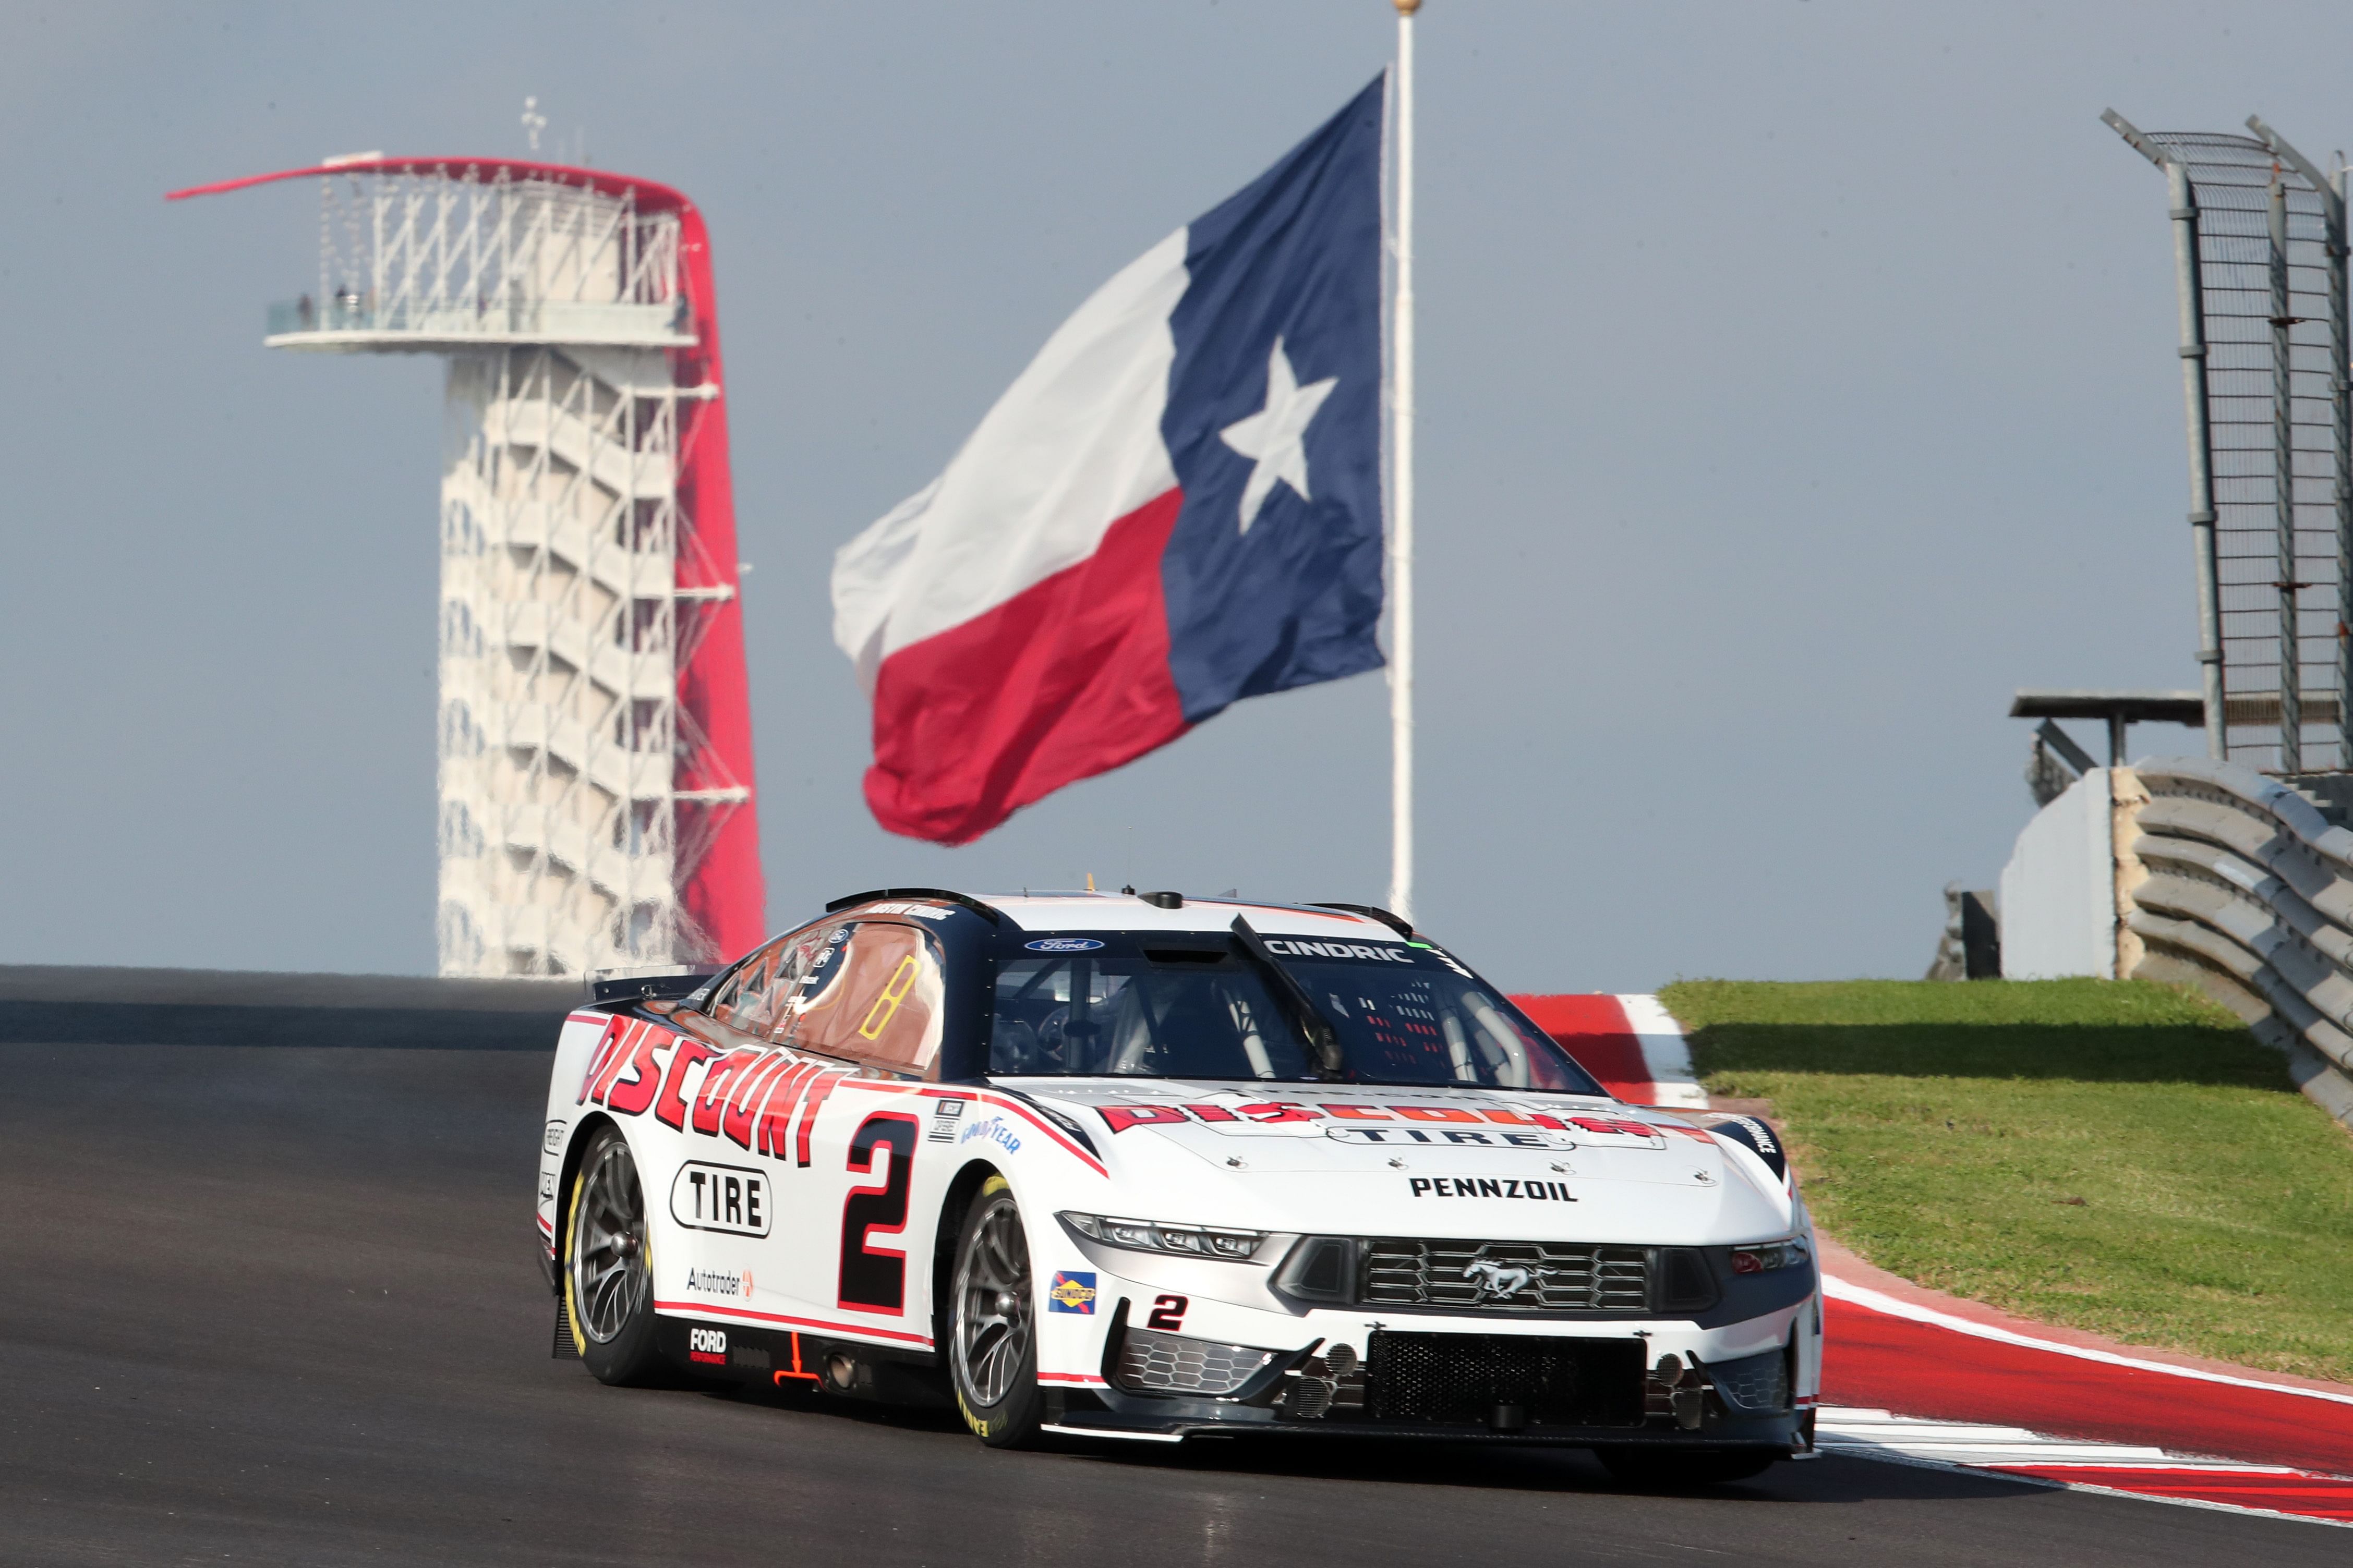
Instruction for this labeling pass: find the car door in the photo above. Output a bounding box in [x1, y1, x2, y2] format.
[655, 932, 799, 1320]
[769, 919, 950, 1346]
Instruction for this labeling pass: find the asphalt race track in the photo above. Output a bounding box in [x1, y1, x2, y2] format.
[3, 1036, 2340, 1567]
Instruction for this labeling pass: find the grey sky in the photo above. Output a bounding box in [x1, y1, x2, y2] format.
[2, 2, 2339, 988]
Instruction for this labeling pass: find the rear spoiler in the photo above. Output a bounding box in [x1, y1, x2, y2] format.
[589, 969, 717, 1005]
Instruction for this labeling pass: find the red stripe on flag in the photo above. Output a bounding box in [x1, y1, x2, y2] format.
[1510, 993, 1653, 1101]
[863, 490, 1188, 844]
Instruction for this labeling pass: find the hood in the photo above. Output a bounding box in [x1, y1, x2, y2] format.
[1007, 1078, 1796, 1245]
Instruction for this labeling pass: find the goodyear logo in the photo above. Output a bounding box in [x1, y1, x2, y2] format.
[1047, 1271, 1097, 1315]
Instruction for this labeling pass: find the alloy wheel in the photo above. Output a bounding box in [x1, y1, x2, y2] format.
[954, 1197, 1032, 1406]
[572, 1137, 649, 1344]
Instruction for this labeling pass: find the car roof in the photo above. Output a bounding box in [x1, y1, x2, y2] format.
[970, 893, 1404, 940]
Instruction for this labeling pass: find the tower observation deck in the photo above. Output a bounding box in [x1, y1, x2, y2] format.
[173, 157, 763, 976]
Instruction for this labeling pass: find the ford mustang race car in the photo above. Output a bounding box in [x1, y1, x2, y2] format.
[537, 889, 1820, 1484]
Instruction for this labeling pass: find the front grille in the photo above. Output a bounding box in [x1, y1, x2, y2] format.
[1363, 1238, 1650, 1313]
[1705, 1347, 1790, 1414]
[1112, 1327, 1276, 1395]
[1367, 1331, 1645, 1427]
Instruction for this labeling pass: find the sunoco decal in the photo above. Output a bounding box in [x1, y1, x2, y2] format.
[1047, 1271, 1097, 1314]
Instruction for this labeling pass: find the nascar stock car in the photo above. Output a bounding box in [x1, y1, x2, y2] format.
[538, 889, 1820, 1483]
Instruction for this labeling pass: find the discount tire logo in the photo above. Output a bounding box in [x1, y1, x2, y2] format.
[670, 1161, 771, 1236]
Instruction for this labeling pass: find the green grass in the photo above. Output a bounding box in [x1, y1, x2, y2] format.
[1662, 978, 2353, 1382]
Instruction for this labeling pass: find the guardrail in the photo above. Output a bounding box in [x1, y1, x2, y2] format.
[0, 965, 580, 1049]
[2121, 758, 2353, 1124]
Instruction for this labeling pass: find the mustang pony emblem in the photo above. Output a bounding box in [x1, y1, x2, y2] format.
[1462, 1259, 1533, 1300]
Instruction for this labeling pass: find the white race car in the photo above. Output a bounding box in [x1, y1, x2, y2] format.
[538, 890, 1820, 1484]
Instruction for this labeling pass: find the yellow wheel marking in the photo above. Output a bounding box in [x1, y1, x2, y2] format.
[958, 1175, 1017, 1435]
[563, 1164, 590, 1357]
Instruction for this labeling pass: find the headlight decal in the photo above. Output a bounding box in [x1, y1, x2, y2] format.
[1061, 1211, 1269, 1261]
[1728, 1236, 1810, 1274]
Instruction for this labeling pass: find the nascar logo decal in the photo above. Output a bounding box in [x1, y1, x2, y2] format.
[1046, 1271, 1097, 1315]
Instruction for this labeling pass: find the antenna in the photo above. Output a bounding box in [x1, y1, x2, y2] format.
[521, 96, 546, 154]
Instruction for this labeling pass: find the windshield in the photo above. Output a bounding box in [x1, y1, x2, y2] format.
[986, 932, 1604, 1095]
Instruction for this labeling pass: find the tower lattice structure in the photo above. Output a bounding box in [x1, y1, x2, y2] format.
[175, 157, 764, 976]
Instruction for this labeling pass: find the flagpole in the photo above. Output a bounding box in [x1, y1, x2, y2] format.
[1388, 0, 1418, 925]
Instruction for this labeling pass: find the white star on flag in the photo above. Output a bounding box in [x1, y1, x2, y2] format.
[1218, 337, 1338, 533]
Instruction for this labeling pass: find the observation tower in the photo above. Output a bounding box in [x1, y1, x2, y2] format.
[172, 156, 763, 977]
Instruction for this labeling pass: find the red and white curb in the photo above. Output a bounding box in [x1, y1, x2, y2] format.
[1509, 992, 1706, 1108]
[1516, 995, 2353, 1523]
[1819, 1407, 2353, 1527]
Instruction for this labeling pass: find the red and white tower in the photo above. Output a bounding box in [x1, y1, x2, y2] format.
[174, 157, 764, 976]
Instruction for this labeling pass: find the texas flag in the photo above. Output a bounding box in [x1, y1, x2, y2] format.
[832, 78, 1386, 844]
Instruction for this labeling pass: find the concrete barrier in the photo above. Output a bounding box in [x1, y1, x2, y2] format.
[0, 965, 581, 1050]
[2115, 759, 2353, 1128]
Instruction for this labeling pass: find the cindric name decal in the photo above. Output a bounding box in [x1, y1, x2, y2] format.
[1261, 939, 1414, 963]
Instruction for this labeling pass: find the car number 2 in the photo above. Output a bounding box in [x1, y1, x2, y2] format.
[838, 1112, 920, 1313]
[1148, 1294, 1188, 1331]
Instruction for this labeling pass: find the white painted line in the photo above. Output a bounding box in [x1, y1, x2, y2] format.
[1617, 993, 1708, 1107]
[1817, 1407, 2352, 1530]
[1817, 1408, 2287, 1472]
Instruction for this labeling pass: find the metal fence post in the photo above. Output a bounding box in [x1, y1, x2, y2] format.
[2336, 161, 2350, 770]
[2254, 117, 2353, 768]
[2106, 111, 2228, 759]
[2268, 170, 2305, 769]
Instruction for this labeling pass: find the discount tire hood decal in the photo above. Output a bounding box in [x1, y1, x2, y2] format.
[1003, 1078, 1800, 1239]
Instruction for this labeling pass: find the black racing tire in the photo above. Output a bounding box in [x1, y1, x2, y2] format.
[1593, 1445, 1780, 1488]
[948, 1175, 1044, 1449]
[565, 1127, 662, 1387]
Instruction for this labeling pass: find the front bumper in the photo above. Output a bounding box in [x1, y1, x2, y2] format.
[1041, 1293, 1814, 1450]
[1049, 1391, 1797, 1457]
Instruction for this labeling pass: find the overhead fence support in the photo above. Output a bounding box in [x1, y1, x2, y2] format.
[2106, 111, 2229, 760]
[2250, 116, 2353, 770]
[2267, 169, 2304, 770]
[2106, 111, 2350, 772]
